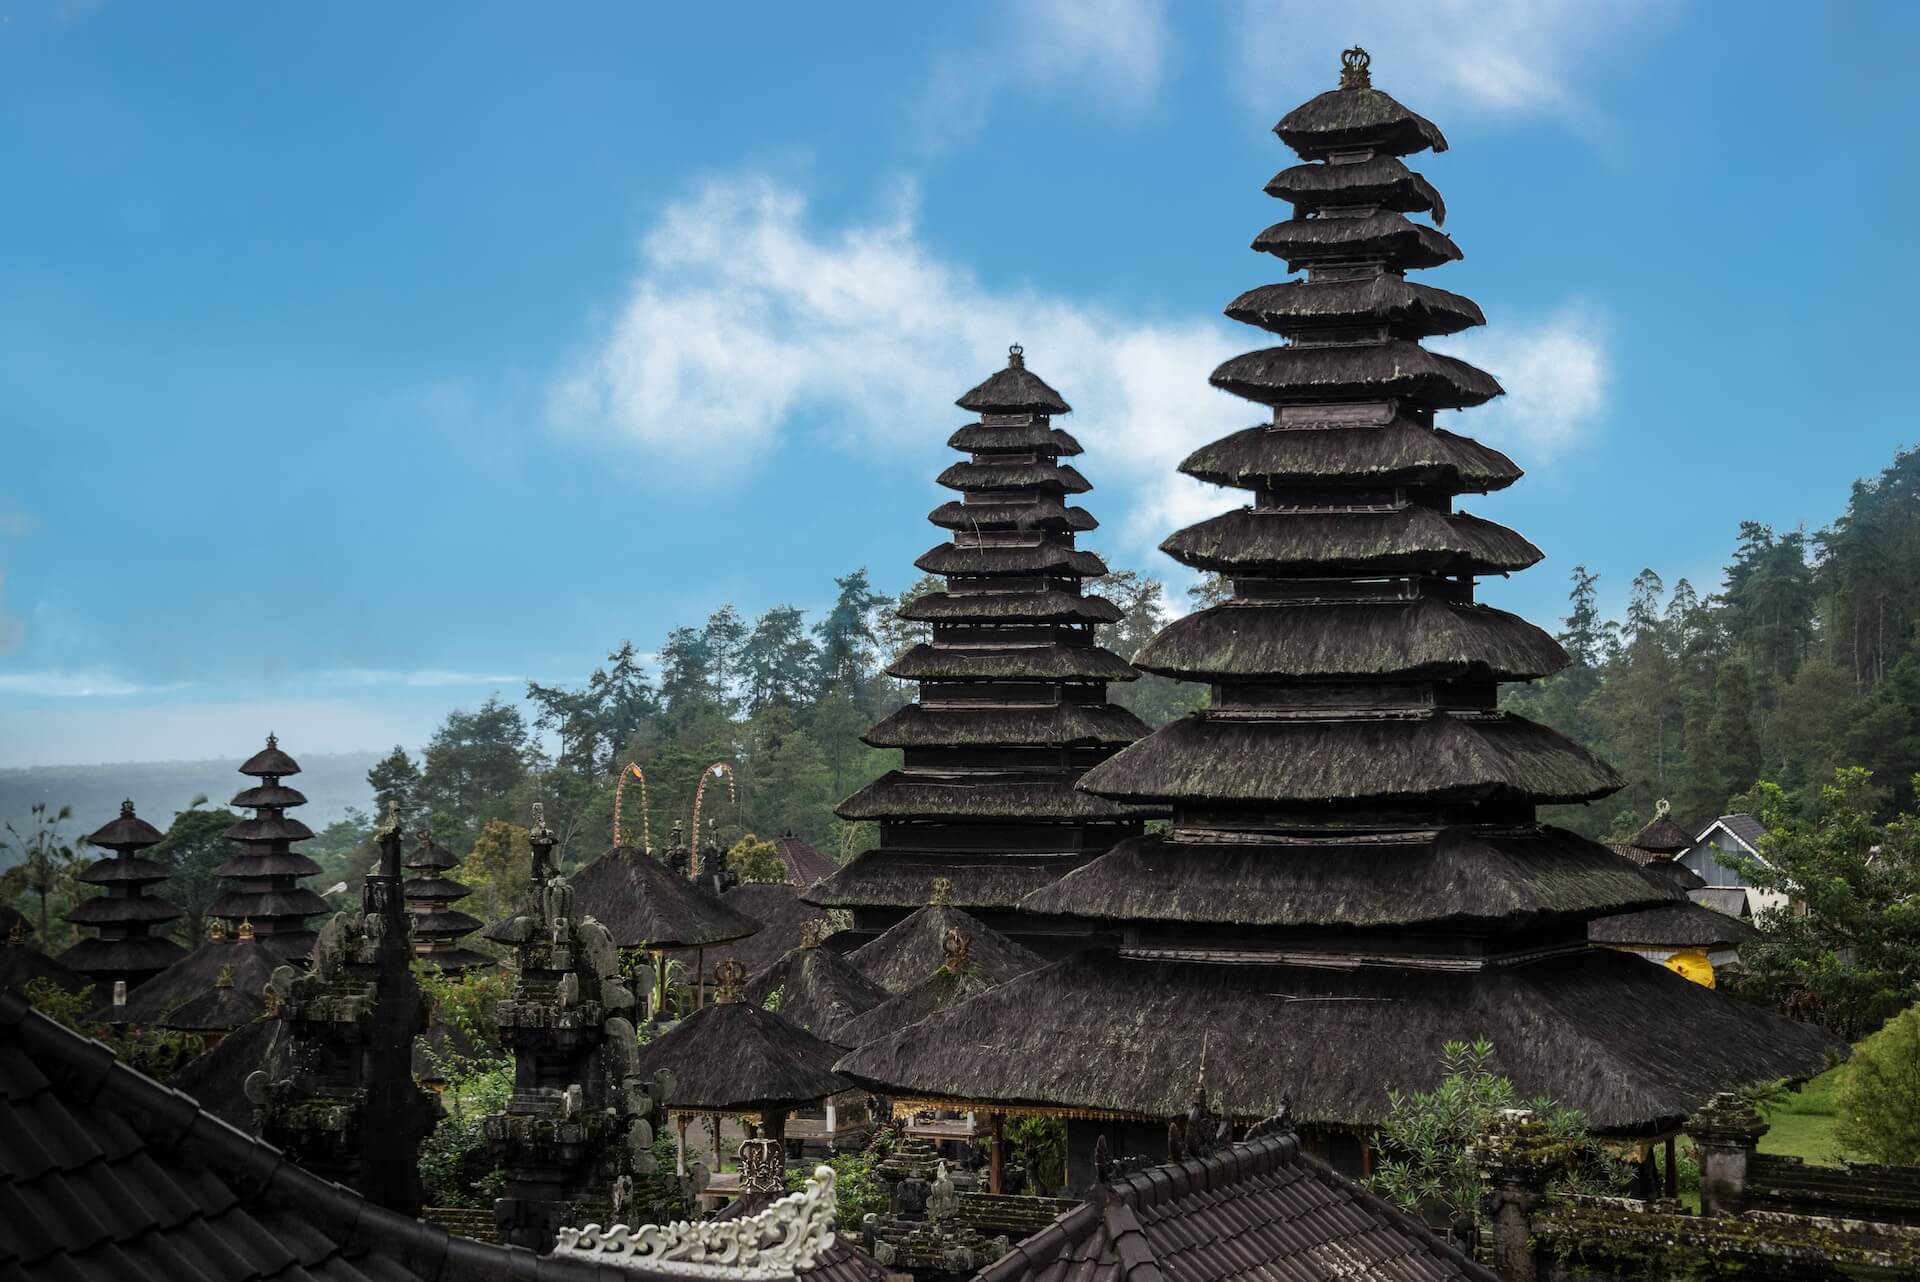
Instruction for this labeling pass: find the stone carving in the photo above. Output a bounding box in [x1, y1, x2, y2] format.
[554, 1165, 839, 1279]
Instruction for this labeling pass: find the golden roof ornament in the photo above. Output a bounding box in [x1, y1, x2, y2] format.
[1340, 46, 1371, 90]
[940, 927, 972, 975]
[208, 918, 227, 943]
[1008, 343, 1025, 369]
[237, 919, 256, 942]
[929, 876, 953, 907]
[800, 917, 829, 949]
[715, 957, 749, 1005]
[215, 963, 235, 989]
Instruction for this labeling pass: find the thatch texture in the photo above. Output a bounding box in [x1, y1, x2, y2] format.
[206, 886, 332, 922]
[834, 949, 1834, 1134]
[1021, 829, 1666, 929]
[849, 902, 1044, 995]
[0, 941, 86, 994]
[1210, 341, 1500, 409]
[938, 460, 1092, 493]
[948, 423, 1083, 455]
[213, 851, 323, 877]
[1225, 277, 1483, 339]
[74, 854, 173, 886]
[116, 938, 284, 1028]
[1179, 420, 1517, 491]
[704, 882, 812, 981]
[1252, 211, 1460, 271]
[1630, 812, 1696, 855]
[84, 806, 166, 850]
[1266, 153, 1447, 221]
[223, 816, 315, 843]
[162, 982, 265, 1033]
[1077, 712, 1625, 807]
[837, 965, 998, 1048]
[58, 935, 187, 977]
[928, 499, 1097, 532]
[958, 362, 1071, 415]
[229, 783, 307, 809]
[915, 542, 1108, 578]
[630, 1000, 853, 1113]
[887, 643, 1137, 683]
[899, 590, 1122, 624]
[743, 944, 887, 1044]
[165, 1015, 277, 1131]
[1131, 598, 1565, 683]
[1275, 85, 1448, 159]
[1161, 506, 1542, 576]
[773, 835, 840, 887]
[1590, 902, 1756, 949]
[808, 849, 1099, 913]
[238, 740, 302, 777]
[66, 895, 183, 927]
[567, 845, 760, 950]
[863, 702, 1147, 750]
[835, 771, 1157, 823]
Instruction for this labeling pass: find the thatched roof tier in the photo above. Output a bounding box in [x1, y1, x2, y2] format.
[849, 902, 1044, 994]
[405, 835, 461, 870]
[838, 964, 996, 1048]
[161, 978, 265, 1033]
[567, 844, 760, 950]
[834, 948, 1833, 1135]
[773, 836, 839, 887]
[58, 934, 187, 977]
[1226, 277, 1482, 341]
[863, 702, 1148, 750]
[809, 849, 1098, 914]
[957, 356, 1071, 415]
[1179, 419, 1518, 491]
[65, 800, 186, 990]
[165, 1014, 275, 1131]
[401, 873, 473, 901]
[66, 895, 183, 927]
[1590, 901, 1757, 950]
[115, 937, 284, 1029]
[927, 499, 1097, 533]
[0, 941, 86, 995]
[1642, 859, 1706, 893]
[948, 422, 1083, 455]
[74, 853, 173, 885]
[0, 903, 29, 937]
[1078, 712, 1624, 808]
[915, 542, 1108, 578]
[222, 815, 316, 843]
[1266, 153, 1446, 220]
[743, 943, 888, 1044]
[1161, 506, 1542, 577]
[898, 589, 1122, 624]
[1252, 211, 1461, 271]
[1022, 829, 1665, 930]
[214, 850, 323, 878]
[887, 643, 1137, 683]
[85, 805, 166, 850]
[228, 783, 309, 809]
[207, 886, 332, 922]
[410, 906, 484, 935]
[704, 883, 814, 982]
[937, 460, 1092, 493]
[238, 735, 302, 777]
[630, 999, 853, 1114]
[836, 771, 1156, 823]
[1275, 79, 1448, 159]
[1210, 341, 1501, 409]
[1131, 598, 1565, 683]
[1630, 810, 1696, 855]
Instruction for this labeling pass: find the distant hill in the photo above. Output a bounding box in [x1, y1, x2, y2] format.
[0, 751, 383, 865]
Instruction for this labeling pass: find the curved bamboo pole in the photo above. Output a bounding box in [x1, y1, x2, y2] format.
[613, 762, 652, 853]
[687, 762, 737, 878]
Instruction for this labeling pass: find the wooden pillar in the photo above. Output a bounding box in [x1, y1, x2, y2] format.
[697, 947, 706, 1009]
[1664, 1136, 1678, 1199]
[1361, 1133, 1375, 1179]
[990, 1113, 1005, 1195]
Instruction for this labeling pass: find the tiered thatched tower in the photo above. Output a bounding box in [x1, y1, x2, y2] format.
[811, 349, 1155, 951]
[839, 51, 1831, 1168]
[402, 829, 492, 974]
[60, 801, 185, 997]
[210, 735, 328, 958]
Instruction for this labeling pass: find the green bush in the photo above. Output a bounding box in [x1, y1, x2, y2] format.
[419, 1056, 513, 1208]
[1834, 1005, 1920, 1165]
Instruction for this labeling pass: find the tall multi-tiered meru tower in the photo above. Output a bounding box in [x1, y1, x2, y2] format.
[838, 51, 1832, 1164]
[810, 349, 1156, 953]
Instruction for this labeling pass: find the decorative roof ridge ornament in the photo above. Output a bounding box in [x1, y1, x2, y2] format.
[120, 798, 136, 817]
[1340, 45, 1371, 90]
[553, 1164, 839, 1278]
[1008, 342, 1025, 369]
[714, 957, 748, 1005]
[928, 876, 953, 907]
[1655, 798, 1672, 818]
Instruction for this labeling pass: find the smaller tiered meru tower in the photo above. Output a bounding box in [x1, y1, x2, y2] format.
[811, 348, 1155, 952]
[60, 801, 186, 996]
[210, 734, 328, 959]
[403, 829, 492, 974]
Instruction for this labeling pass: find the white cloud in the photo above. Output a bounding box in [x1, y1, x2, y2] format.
[1433, 305, 1609, 460]
[1228, 0, 1660, 123]
[320, 668, 524, 690]
[554, 173, 1610, 575]
[0, 670, 192, 697]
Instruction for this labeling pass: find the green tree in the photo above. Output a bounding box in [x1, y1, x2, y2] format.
[1, 802, 82, 944]
[1729, 769, 1920, 1038]
[367, 746, 422, 823]
[814, 568, 884, 697]
[741, 605, 818, 713]
[725, 833, 785, 884]
[459, 819, 533, 934]
[1102, 568, 1205, 726]
[149, 801, 243, 944]
[1834, 1005, 1920, 1165]
[416, 698, 536, 846]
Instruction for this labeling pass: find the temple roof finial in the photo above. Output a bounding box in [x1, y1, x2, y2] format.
[1008, 343, 1025, 369]
[120, 798, 135, 817]
[1340, 46, 1371, 90]
[929, 876, 954, 907]
[715, 957, 748, 1004]
[266, 731, 278, 749]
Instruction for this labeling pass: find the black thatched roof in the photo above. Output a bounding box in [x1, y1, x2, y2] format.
[629, 999, 853, 1113]
[1630, 811, 1696, 855]
[1132, 598, 1565, 684]
[1162, 506, 1540, 577]
[406, 833, 462, 871]
[0, 902, 30, 938]
[115, 938, 284, 1029]
[1275, 83, 1448, 159]
[834, 948, 1834, 1134]
[837, 772, 1154, 824]
[948, 422, 1082, 455]
[1077, 712, 1624, 808]
[898, 589, 1122, 625]
[165, 1015, 277, 1131]
[229, 783, 308, 809]
[0, 940, 87, 994]
[742, 943, 887, 1044]
[567, 845, 760, 950]
[402, 874, 474, 902]
[927, 499, 1097, 533]
[1179, 420, 1517, 491]
[1590, 902, 1757, 950]
[1023, 829, 1668, 931]
[1266, 152, 1447, 222]
[1252, 211, 1461, 271]
[1643, 859, 1707, 893]
[59, 935, 187, 977]
[704, 882, 813, 980]
[74, 854, 174, 886]
[1210, 341, 1500, 410]
[66, 895, 183, 928]
[915, 542, 1108, 579]
[978, 1132, 1496, 1282]
[887, 643, 1137, 683]
[163, 979, 266, 1033]
[849, 902, 1044, 995]
[238, 734, 302, 777]
[223, 816, 316, 843]
[864, 703, 1147, 750]
[938, 460, 1092, 494]
[958, 353, 1071, 415]
[773, 836, 839, 887]
[84, 801, 165, 851]
[837, 963, 997, 1048]
[1226, 277, 1483, 339]
[213, 850, 323, 878]
[808, 849, 1098, 914]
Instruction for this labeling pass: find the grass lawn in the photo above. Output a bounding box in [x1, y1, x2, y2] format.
[1756, 1061, 1850, 1166]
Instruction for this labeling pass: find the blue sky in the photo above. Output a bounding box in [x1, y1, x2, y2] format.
[2, 1, 1915, 766]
